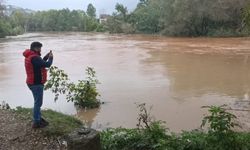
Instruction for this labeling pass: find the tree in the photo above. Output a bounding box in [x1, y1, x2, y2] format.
[243, 4, 250, 30]
[87, 3, 96, 18]
[0, 0, 11, 38]
[104, 3, 135, 34]
[136, 0, 150, 9]
[131, 0, 165, 33]
[165, 0, 250, 36]
[0, 0, 5, 18]
[104, 0, 250, 36]
[105, 16, 123, 33]
[24, 9, 100, 32]
[115, 3, 128, 20]
[10, 10, 28, 29]
[129, 0, 250, 36]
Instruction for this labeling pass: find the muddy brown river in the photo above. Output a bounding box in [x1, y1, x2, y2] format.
[0, 32, 250, 132]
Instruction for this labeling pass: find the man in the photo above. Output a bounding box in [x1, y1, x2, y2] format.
[23, 42, 53, 128]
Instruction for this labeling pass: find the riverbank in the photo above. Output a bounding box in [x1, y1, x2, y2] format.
[0, 107, 82, 150]
[1, 104, 250, 150]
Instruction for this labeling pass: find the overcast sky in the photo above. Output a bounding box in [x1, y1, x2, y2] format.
[5, 0, 139, 15]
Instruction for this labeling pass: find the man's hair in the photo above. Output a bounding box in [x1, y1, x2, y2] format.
[30, 42, 42, 51]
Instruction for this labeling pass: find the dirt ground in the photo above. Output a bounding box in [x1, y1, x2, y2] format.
[230, 101, 250, 132]
[235, 111, 250, 132]
[0, 109, 65, 150]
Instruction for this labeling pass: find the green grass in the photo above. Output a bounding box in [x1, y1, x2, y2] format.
[14, 107, 83, 136]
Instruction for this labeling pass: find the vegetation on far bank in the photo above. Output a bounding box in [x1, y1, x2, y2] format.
[1, 0, 250, 37]
[0, 3, 102, 38]
[105, 0, 250, 37]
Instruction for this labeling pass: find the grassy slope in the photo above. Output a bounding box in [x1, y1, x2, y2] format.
[13, 107, 83, 136]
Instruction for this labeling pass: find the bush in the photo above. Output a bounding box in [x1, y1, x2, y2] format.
[101, 123, 171, 150]
[45, 66, 101, 108]
[101, 104, 250, 150]
[101, 104, 172, 150]
[201, 105, 238, 134]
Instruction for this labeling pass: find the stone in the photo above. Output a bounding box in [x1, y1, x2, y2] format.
[66, 128, 101, 150]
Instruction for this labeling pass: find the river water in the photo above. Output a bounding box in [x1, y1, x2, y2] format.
[0, 32, 250, 132]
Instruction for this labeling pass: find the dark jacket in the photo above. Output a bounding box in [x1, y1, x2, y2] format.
[23, 49, 53, 85]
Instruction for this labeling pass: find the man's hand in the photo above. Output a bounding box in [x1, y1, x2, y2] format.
[49, 51, 53, 58]
[43, 51, 52, 61]
[44, 52, 50, 58]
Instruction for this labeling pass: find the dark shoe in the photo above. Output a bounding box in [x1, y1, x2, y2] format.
[41, 118, 49, 126]
[32, 121, 48, 129]
[39, 121, 48, 128]
[32, 122, 40, 129]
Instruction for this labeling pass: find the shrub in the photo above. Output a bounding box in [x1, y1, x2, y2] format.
[101, 104, 250, 150]
[45, 66, 100, 108]
[201, 105, 238, 134]
[101, 103, 171, 150]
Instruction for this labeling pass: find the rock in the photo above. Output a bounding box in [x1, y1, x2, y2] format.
[65, 128, 101, 150]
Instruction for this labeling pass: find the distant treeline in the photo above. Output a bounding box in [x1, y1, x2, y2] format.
[105, 0, 250, 36]
[26, 9, 103, 32]
[1, 0, 250, 38]
[0, 3, 102, 38]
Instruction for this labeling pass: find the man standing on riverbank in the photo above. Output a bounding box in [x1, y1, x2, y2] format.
[23, 42, 53, 128]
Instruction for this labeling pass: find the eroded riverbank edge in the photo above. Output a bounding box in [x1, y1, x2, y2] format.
[0, 108, 83, 150]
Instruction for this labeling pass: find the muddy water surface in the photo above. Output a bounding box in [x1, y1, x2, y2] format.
[0, 33, 250, 132]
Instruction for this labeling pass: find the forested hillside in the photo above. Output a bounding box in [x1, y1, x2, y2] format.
[105, 0, 250, 36]
[1, 0, 250, 37]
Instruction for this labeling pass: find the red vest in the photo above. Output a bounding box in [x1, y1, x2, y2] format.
[23, 49, 47, 85]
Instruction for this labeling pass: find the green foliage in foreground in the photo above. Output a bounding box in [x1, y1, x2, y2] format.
[45, 66, 101, 108]
[101, 105, 250, 150]
[14, 107, 82, 136]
